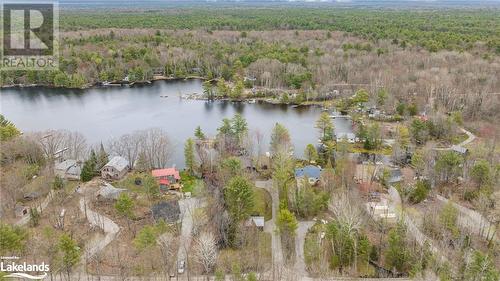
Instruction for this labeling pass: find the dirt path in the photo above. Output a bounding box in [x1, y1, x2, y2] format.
[436, 195, 498, 242]
[255, 180, 284, 278]
[294, 221, 314, 277]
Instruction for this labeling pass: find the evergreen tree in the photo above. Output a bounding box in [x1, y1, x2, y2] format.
[0, 114, 20, 141]
[230, 78, 244, 99]
[385, 222, 409, 272]
[224, 176, 255, 223]
[52, 175, 64, 190]
[231, 114, 248, 145]
[315, 112, 334, 143]
[465, 251, 499, 281]
[59, 234, 80, 278]
[96, 143, 109, 170]
[270, 123, 292, 155]
[80, 159, 95, 182]
[0, 224, 27, 255]
[115, 193, 134, 218]
[135, 151, 149, 172]
[194, 126, 206, 140]
[217, 118, 233, 137]
[29, 208, 40, 227]
[304, 144, 318, 163]
[184, 138, 196, 174]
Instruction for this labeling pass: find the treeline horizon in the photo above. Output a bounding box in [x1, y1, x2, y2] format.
[60, 7, 500, 54]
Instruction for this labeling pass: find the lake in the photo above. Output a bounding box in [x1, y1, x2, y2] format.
[1, 79, 357, 167]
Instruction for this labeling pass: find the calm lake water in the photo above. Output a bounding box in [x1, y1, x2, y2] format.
[0, 79, 355, 167]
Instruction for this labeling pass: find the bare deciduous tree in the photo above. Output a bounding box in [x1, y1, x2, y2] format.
[194, 231, 218, 279]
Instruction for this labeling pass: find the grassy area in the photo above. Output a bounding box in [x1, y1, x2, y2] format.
[217, 231, 272, 273]
[349, 143, 393, 155]
[180, 171, 206, 196]
[252, 188, 272, 221]
[452, 132, 469, 145]
[114, 172, 149, 193]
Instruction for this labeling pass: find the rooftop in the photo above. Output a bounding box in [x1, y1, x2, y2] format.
[295, 165, 322, 180]
[104, 156, 129, 171]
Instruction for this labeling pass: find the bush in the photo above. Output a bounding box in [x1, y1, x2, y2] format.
[409, 180, 430, 204]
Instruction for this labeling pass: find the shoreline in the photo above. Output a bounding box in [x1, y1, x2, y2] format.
[1, 76, 328, 107]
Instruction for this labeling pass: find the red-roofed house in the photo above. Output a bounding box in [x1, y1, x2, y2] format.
[152, 168, 181, 191]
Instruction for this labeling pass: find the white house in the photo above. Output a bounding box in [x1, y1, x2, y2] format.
[101, 156, 130, 180]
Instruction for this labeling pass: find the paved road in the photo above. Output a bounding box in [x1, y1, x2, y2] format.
[176, 198, 200, 271]
[294, 221, 314, 277]
[255, 180, 284, 278]
[436, 195, 498, 242]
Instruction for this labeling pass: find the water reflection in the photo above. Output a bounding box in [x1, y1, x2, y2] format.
[1, 80, 324, 166]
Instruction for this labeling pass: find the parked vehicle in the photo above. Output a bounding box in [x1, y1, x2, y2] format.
[178, 260, 185, 274]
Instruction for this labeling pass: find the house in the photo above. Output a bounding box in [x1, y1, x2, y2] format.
[244, 216, 265, 231]
[96, 183, 126, 200]
[54, 159, 81, 180]
[151, 201, 181, 223]
[336, 132, 356, 143]
[295, 165, 323, 186]
[152, 167, 181, 191]
[101, 156, 130, 180]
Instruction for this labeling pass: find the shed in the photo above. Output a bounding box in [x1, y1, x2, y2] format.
[151, 201, 181, 223]
[97, 183, 126, 200]
[451, 145, 468, 156]
[388, 169, 403, 184]
[245, 216, 265, 230]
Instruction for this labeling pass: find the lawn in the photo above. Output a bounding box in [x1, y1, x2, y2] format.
[252, 187, 272, 221]
[114, 172, 149, 194]
[349, 143, 393, 155]
[180, 171, 203, 194]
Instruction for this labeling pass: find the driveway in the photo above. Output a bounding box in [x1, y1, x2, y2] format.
[79, 197, 120, 262]
[294, 221, 314, 277]
[387, 187, 447, 263]
[435, 127, 476, 150]
[176, 197, 200, 273]
[255, 180, 284, 278]
[436, 195, 498, 242]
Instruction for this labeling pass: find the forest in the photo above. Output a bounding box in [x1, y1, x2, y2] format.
[59, 8, 500, 53]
